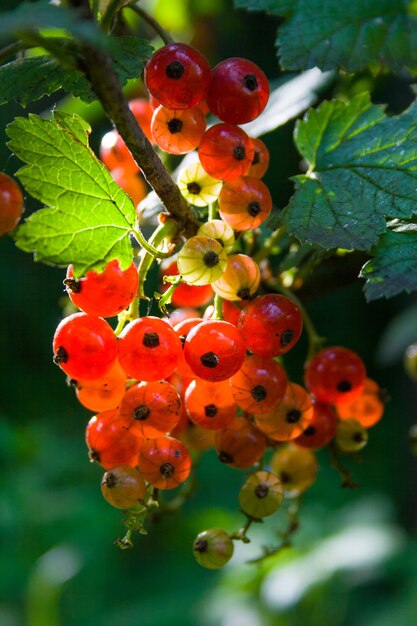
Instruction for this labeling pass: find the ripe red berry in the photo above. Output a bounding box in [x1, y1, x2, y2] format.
[214, 416, 267, 469]
[86, 410, 142, 469]
[184, 319, 246, 382]
[72, 359, 127, 412]
[336, 378, 385, 428]
[218, 176, 272, 231]
[144, 43, 211, 110]
[151, 105, 206, 155]
[206, 57, 269, 125]
[238, 293, 303, 357]
[254, 382, 314, 442]
[184, 378, 237, 430]
[99, 130, 137, 174]
[230, 355, 287, 415]
[138, 436, 192, 489]
[129, 97, 154, 143]
[0, 172, 24, 236]
[64, 259, 138, 318]
[110, 168, 147, 206]
[305, 346, 366, 405]
[247, 138, 270, 178]
[53, 313, 118, 380]
[173, 317, 204, 378]
[295, 402, 338, 449]
[198, 123, 254, 181]
[118, 317, 182, 382]
[119, 380, 182, 438]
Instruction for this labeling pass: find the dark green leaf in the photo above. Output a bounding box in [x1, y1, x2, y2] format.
[361, 229, 417, 300]
[7, 112, 136, 276]
[235, 0, 417, 73]
[283, 93, 417, 251]
[0, 37, 152, 105]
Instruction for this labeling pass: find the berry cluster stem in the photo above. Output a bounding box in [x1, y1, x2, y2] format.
[127, 2, 174, 44]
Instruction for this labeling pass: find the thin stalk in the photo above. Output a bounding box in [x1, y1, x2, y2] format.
[128, 2, 174, 44]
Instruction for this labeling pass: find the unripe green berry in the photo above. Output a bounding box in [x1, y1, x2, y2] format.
[239, 470, 284, 519]
[193, 528, 234, 569]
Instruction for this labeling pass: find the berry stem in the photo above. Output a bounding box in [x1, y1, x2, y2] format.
[211, 294, 223, 320]
[127, 3, 174, 44]
[156, 275, 183, 314]
[248, 498, 301, 564]
[77, 42, 200, 236]
[131, 226, 175, 258]
[208, 202, 218, 221]
[137, 219, 178, 299]
[230, 514, 256, 544]
[328, 442, 359, 489]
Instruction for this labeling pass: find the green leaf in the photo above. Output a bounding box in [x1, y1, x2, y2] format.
[361, 228, 417, 300]
[282, 93, 417, 251]
[235, 0, 417, 73]
[0, 36, 152, 105]
[7, 111, 136, 276]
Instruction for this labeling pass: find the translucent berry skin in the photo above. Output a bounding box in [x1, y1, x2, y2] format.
[230, 355, 287, 415]
[53, 313, 118, 380]
[137, 436, 192, 489]
[184, 378, 237, 430]
[193, 528, 234, 569]
[254, 382, 314, 441]
[73, 360, 127, 412]
[238, 294, 303, 357]
[295, 402, 338, 449]
[161, 259, 213, 308]
[222, 299, 245, 326]
[184, 320, 246, 382]
[118, 317, 182, 382]
[305, 346, 366, 405]
[0, 172, 24, 236]
[144, 43, 211, 110]
[65, 259, 138, 318]
[177, 236, 227, 286]
[212, 253, 261, 301]
[101, 465, 146, 509]
[215, 416, 267, 469]
[85, 410, 142, 469]
[335, 418, 368, 453]
[151, 105, 206, 155]
[271, 443, 318, 498]
[197, 219, 235, 254]
[173, 317, 203, 378]
[206, 57, 269, 125]
[248, 138, 270, 178]
[120, 380, 182, 438]
[219, 176, 272, 231]
[336, 378, 385, 428]
[239, 471, 284, 519]
[198, 123, 254, 181]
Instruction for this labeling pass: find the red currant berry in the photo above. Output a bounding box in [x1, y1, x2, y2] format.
[64, 259, 138, 318]
[86, 410, 142, 469]
[99, 130, 137, 174]
[218, 176, 272, 231]
[173, 317, 203, 378]
[151, 105, 206, 155]
[0, 172, 24, 236]
[336, 378, 385, 428]
[72, 359, 127, 412]
[198, 123, 254, 181]
[230, 355, 287, 415]
[129, 98, 154, 143]
[118, 317, 182, 382]
[238, 294, 303, 357]
[110, 168, 147, 206]
[53, 313, 118, 380]
[184, 319, 246, 382]
[254, 382, 314, 442]
[295, 402, 338, 449]
[222, 299, 245, 326]
[206, 57, 269, 125]
[144, 43, 211, 110]
[119, 380, 182, 438]
[305, 346, 366, 405]
[101, 465, 146, 509]
[184, 378, 237, 430]
[247, 138, 270, 178]
[215, 416, 267, 469]
[137, 436, 192, 489]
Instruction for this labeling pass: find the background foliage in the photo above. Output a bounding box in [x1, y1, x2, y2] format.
[1, 1, 417, 625]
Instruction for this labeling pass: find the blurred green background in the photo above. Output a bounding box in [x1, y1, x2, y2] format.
[1, 1, 417, 625]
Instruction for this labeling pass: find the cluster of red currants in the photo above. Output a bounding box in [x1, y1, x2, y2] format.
[49, 42, 387, 566]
